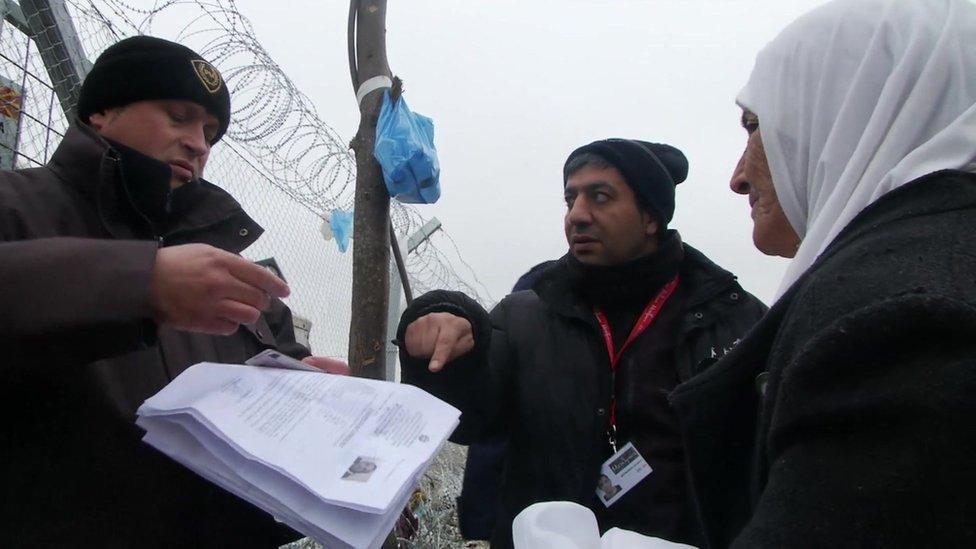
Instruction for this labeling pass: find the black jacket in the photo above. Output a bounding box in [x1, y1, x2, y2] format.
[0, 124, 305, 547]
[671, 170, 976, 548]
[457, 259, 558, 540]
[399, 239, 766, 548]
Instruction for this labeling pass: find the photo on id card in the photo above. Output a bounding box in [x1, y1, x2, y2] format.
[596, 442, 652, 507]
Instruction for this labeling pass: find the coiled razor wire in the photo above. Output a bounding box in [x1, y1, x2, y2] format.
[62, 0, 494, 305]
[2, 2, 493, 544]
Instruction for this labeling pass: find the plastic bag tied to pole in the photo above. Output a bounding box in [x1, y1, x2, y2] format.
[373, 90, 441, 204]
[330, 209, 354, 253]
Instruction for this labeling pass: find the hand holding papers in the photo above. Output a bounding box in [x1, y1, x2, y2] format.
[136, 362, 460, 549]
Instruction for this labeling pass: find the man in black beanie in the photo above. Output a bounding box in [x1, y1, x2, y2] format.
[396, 139, 767, 547]
[0, 36, 346, 546]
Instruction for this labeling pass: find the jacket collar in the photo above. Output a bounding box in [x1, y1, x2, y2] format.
[815, 169, 976, 260]
[679, 243, 737, 308]
[672, 169, 976, 400]
[667, 171, 976, 549]
[744, 170, 976, 306]
[47, 122, 263, 253]
[48, 122, 108, 205]
[562, 230, 684, 310]
[534, 231, 740, 323]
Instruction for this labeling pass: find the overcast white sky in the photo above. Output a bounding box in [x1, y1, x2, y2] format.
[231, 0, 831, 304]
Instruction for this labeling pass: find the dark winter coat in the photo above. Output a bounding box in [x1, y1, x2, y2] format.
[671, 170, 976, 548]
[457, 259, 557, 540]
[399, 240, 766, 548]
[0, 124, 306, 547]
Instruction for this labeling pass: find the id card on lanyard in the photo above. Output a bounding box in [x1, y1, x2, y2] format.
[593, 275, 679, 452]
[592, 276, 678, 506]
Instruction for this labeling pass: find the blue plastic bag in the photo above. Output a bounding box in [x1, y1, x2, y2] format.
[373, 90, 441, 204]
[330, 209, 354, 253]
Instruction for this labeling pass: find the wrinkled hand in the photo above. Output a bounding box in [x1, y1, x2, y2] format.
[149, 244, 290, 335]
[302, 356, 351, 375]
[403, 312, 474, 372]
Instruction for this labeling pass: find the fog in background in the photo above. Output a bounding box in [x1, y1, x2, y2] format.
[231, 0, 832, 304]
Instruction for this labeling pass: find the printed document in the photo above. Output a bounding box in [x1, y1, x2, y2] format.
[137, 362, 460, 549]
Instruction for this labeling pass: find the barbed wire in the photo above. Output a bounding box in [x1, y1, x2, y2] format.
[2, 3, 492, 543]
[58, 0, 493, 305]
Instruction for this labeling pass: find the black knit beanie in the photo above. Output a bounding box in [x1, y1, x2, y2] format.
[563, 139, 689, 224]
[78, 36, 231, 143]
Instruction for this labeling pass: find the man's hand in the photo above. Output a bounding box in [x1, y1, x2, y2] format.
[403, 312, 474, 372]
[302, 356, 351, 375]
[149, 244, 290, 335]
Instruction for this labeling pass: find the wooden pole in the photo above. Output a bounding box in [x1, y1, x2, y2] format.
[348, 0, 391, 381]
[349, 7, 407, 546]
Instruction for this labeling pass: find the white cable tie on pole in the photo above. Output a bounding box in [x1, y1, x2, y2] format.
[356, 75, 392, 106]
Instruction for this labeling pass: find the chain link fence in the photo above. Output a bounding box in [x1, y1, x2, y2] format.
[0, 0, 494, 361]
[1, 2, 489, 545]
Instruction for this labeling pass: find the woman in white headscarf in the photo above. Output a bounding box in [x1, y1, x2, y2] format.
[670, 0, 976, 547]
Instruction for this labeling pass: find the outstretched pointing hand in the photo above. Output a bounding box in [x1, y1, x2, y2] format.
[403, 312, 474, 372]
[149, 243, 290, 336]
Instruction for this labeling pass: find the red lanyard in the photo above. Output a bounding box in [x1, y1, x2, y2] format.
[594, 276, 679, 448]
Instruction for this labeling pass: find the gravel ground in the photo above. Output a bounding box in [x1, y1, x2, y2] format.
[283, 442, 470, 549]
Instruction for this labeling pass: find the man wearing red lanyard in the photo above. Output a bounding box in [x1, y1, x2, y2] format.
[397, 139, 766, 548]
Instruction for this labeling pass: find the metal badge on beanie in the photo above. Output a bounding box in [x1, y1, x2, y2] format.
[191, 59, 223, 94]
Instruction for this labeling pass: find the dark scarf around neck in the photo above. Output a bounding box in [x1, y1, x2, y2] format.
[106, 138, 207, 236]
[566, 230, 684, 311]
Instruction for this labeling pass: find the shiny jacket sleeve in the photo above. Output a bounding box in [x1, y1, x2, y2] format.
[732, 294, 976, 548]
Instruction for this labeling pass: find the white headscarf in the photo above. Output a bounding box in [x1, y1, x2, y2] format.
[737, 0, 976, 299]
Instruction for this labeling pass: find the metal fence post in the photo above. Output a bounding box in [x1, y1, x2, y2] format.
[384, 219, 443, 382]
[2, 0, 30, 34]
[19, 0, 90, 120]
[385, 248, 403, 381]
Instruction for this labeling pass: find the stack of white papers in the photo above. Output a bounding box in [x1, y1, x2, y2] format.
[136, 362, 460, 549]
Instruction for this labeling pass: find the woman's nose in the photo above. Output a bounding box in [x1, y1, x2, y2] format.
[729, 154, 750, 195]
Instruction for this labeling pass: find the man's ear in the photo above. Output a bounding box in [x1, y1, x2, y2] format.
[87, 112, 107, 131]
[643, 212, 659, 238]
[87, 108, 119, 132]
